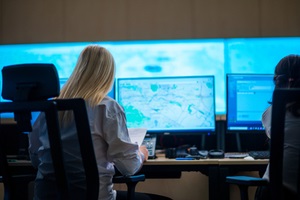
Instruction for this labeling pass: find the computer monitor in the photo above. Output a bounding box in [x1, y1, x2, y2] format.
[226, 74, 275, 133]
[116, 76, 216, 135]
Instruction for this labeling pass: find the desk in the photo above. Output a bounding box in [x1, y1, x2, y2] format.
[143, 155, 268, 200]
[142, 154, 220, 200]
[7, 155, 268, 200]
[7, 160, 36, 175]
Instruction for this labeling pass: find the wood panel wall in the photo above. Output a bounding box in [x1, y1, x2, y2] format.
[1, 0, 300, 44]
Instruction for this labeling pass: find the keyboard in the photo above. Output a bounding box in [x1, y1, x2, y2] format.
[248, 151, 270, 159]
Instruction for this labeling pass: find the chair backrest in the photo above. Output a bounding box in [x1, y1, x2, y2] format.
[1, 63, 60, 132]
[269, 88, 300, 200]
[0, 64, 99, 200]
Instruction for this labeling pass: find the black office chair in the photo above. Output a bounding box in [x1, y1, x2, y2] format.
[0, 63, 145, 200]
[226, 88, 300, 200]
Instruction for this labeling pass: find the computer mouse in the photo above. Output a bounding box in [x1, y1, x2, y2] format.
[244, 156, 255, 160]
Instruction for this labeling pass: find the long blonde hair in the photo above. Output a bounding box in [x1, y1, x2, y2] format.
[58, 45, 115, 124]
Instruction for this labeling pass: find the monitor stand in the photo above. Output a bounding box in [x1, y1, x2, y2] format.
[235, 132, 242, 152]
[200, 134, 206, 150]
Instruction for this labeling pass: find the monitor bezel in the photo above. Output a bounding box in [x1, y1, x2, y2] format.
[116, 75, 216, 136]
[226, 73, 274, 134]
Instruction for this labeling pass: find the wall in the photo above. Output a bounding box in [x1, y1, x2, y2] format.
[1, 0, 300, 44]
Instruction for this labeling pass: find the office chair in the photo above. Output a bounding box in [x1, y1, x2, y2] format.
[0, 63, 145, 200]
[226, 88, 300, 200]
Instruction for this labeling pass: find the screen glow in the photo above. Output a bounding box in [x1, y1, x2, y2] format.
[1, 37, 300, 119]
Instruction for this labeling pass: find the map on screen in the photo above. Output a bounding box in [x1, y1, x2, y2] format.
[116, 76, 216, 133]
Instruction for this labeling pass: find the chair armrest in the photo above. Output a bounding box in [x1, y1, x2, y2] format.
[113, 174, 145, 184]
[226, 176, 268, 200]
[113, 174, 146, 200]
[226, 175, 268, 186]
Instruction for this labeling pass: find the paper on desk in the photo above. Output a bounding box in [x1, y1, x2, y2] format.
[128, 128, 147, 146]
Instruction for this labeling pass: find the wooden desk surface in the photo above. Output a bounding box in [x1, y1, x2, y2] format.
[143, 153, 268, 165]
[144, 154, 219, 165]
[8, 159, 32, 166]
[218, 158, 269, 165]
[8, 154, 268, 166]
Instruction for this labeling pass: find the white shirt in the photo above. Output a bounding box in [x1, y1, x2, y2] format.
[262, 105, 300, 193]
[29, 96, 143, 200]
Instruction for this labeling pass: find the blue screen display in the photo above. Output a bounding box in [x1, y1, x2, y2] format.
[0, 37, 300, 120]
[226, 74, 275, 132]
[116, 76, 216, 134]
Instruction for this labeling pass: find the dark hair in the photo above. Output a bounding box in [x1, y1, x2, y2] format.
[273, 54, 300, 116]
[273, 54, 300, 88]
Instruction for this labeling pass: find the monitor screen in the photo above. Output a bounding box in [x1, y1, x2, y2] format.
[226, 74, 275, 133]
[1, 37, 300, 119]
[116, 76, 216, 135]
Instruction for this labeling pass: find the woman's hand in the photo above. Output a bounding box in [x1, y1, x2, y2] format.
[139, 145, 149, 162]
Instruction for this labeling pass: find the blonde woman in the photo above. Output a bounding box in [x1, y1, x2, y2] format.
[29, 45, 171, 200]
